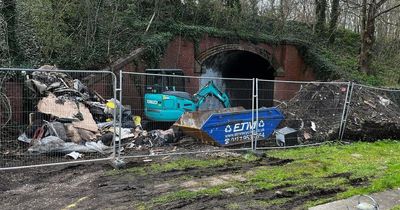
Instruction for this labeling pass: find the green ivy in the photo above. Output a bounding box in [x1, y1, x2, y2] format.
[139, 22, 345, 81]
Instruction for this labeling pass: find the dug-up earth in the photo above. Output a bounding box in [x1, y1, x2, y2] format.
[0, 155, 336, 210]
[1, 140, 400, 210]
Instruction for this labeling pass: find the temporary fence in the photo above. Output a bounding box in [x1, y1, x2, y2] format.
[255, 79, 350, 149]
[117, 71, 254, 159]
[0, 68, 399, 170]
[0, 68, 117, 170]
[340, 83, 400, 141]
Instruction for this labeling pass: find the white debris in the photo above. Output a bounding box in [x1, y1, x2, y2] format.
[17, 133, 32, 144]
[311, 121, 317, 132]
[378, 96, 391, 106]
[28, 136, 112, 154]
[65, 151, 82, 159]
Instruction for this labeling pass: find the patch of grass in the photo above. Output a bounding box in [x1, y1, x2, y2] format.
[149, 157, 229, 173]
[392, 204, 400, 210]
[243, 153, 261, 162]
[125, 141, 400, 209]
[247, 198, 291, 209]
[133, 203, 148, 210]
[109, 153, 260, 177]
[262, 140, 400, 206]
[106, 157, 231, 176]
[226, 202, 241, 209]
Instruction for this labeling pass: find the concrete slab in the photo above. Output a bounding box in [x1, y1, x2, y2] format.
[309, 188, 400, 210]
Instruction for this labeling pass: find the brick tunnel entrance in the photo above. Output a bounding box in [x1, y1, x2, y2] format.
[201, 50, 275, 109]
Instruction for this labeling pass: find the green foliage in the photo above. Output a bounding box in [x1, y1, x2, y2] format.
[317, 28, 390, 86]
[371, 39, 400, 87]
[2, 0, 398, 87]
[141, 32, 174, 68]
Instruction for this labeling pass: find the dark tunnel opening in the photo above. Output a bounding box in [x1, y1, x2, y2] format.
[202, 50, 275, 109]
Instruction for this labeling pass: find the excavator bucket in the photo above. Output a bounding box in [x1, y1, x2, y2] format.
[173, 107, 285, 146]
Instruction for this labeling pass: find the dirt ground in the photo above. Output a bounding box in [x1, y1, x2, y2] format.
[0, 153, 343, 210]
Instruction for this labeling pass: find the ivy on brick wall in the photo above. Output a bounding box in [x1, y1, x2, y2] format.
[139, 22, 344, 81]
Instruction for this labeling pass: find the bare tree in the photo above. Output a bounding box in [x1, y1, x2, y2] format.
[1, 0, 22, 64]
[359, 0, 400, 74]
[315, 0, 327, 35]
[328, 0, 340, 43]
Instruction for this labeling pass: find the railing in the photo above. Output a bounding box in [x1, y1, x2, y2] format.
[0, 68, 399, 170]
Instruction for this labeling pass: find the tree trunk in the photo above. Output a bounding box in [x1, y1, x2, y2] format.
[328, 0, 340, 43]
[358, 0, 399, 74]
[360, 0, 378, 75]
[315, 0, 327, 35]
[277, 0, 287, 33]
[2, 0, 22, 64]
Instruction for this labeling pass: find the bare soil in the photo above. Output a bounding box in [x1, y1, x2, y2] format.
[0, 155, 345, 210]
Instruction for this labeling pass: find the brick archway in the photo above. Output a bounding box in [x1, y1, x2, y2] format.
[194, 44, 283, 75]
[118, 35, 318, 114]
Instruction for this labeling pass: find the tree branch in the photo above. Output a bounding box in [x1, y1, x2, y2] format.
[341, 0, 363, 8]
[374, 3, 400, 18]
[377, 15, 400, 27]
[377, 0, 388, 7]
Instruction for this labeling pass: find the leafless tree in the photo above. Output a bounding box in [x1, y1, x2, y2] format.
[359, 0, 400, 74]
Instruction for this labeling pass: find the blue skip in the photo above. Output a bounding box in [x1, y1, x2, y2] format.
[173, 107, 285, 146]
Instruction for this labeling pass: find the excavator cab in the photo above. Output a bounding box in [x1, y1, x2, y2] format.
[145, 69, 185, 94]
[144, 69, 195, 122]
[144, 69, 230, 122]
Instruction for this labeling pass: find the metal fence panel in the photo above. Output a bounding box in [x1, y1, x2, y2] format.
[341, 84, 400, 141]
[2, 67, 399, 169]
[0, 68, 117, 170]
[118, 71, 254, 159]
[256, 79, 350, 149]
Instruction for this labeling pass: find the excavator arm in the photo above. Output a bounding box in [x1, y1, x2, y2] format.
[194, 81, 231, 108]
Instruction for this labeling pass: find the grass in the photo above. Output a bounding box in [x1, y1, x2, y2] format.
[152, 186, 224, 204]
[107, 154, 259, 176]
[133, 185, 228, 209]
[263, 140, 400, 206]
[392, 205, 400, 210]
[116, 141, 400, 209]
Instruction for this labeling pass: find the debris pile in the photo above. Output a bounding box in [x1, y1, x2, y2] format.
[281, 83, 400, 142]
[124, 128, 176, 150]
[344, 85, 400, 140]
[18, 67, 177, 158]
[19, 69, 116, 156]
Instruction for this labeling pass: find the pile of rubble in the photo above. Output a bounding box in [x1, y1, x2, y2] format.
[17, 67, 176, 159]
[280, 83, 400, 142]
[344, 85, 400, 140]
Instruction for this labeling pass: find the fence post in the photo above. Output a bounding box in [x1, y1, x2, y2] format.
[118, 70, 123, 159]
[111, 72, 117, 160]
[339, 81, 354, 140]
[110, 70, 125, 169]
[255, 78, 259, 150]
[251, 78, 255, 151]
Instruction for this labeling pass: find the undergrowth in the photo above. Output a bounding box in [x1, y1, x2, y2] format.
[132, 21, 399, 87]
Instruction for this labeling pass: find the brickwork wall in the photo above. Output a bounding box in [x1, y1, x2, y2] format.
[2, 82, 23, 124]
[159, 36, 316, 101]
[119, 35, 317, 112]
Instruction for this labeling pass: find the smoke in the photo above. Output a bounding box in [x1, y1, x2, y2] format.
[198, 68, 227, 110]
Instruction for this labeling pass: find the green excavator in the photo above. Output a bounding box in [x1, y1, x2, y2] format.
[144, 69, 231, 122]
